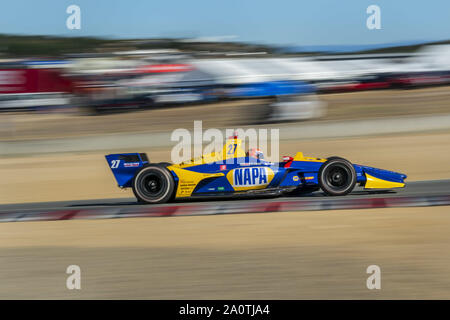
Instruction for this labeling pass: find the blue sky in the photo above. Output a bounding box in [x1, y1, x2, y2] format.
[0, 0, 449, 46]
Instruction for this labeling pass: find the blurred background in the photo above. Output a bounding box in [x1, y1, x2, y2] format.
[1, 0, 450, 299]
[1, 37, 449, 128]
[0, 0, 449, 143]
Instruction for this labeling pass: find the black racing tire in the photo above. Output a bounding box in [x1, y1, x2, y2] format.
[326, 156, 345, 161]
[318, 157, 356, 196]
[158, 162, 172, 167]
[132, 165, 175, 204]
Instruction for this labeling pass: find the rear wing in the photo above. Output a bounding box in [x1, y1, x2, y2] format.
[105, 153, 149, 188]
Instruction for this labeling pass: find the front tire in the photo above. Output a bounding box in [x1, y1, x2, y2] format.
[318, 158, 356, 196]
[132, 165, 175, 204]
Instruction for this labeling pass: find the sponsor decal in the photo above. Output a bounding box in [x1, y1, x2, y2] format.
[124, 162, 140, 167]
[293, 176, 299, 181]
[217, 187, 225, 191]
[226, 167, 274, 190]
[220, 164, 227, 171]
[234, 167, 268, 186]
[305, 176, 314, 180]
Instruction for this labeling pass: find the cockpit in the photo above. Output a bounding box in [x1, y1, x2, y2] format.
[246, 148, 264, 160]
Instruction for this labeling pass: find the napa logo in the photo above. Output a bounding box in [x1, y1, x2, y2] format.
[227, 167, 274, 191]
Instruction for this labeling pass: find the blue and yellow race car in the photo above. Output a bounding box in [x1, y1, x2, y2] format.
[105, 137, 407, 204]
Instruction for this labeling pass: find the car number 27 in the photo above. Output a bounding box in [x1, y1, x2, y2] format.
[227, 144, 237, 155]
[110, 160, 121, 168]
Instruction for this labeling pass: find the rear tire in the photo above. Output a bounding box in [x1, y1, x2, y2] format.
[326, 156, 345, 161]
[158, 162, 172, 167]
[132, 165, 175, 204]
[318, 158, 356, 196]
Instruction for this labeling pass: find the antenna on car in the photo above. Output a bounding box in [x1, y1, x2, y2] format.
[228, 130, 239, 139]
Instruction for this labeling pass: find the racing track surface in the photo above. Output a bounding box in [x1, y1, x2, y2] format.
[1, 180, 450, 299]
[0, 180, 449, 218]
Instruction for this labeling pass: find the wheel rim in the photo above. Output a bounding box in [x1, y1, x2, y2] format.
[325, 164, 351, 191]
[139, 173, 167, 199]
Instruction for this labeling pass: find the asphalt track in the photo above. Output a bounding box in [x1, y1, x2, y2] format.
[1, 179, 449, 214]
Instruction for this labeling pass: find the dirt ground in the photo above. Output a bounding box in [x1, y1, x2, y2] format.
[322, 85, 450, 120]
[1, 86, 450, 141]
[0, 205, 449, 299]
[1, 131, 449, 204]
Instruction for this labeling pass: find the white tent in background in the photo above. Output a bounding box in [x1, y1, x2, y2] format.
[404, 45, 450, 72]
[273, 58, 342, 81]
[190, 57, 344, 84]
[227, 58, 293, 82]
[189, 59, 262, 84]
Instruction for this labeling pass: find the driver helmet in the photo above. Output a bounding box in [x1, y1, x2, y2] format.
[247, 148, 264, 160]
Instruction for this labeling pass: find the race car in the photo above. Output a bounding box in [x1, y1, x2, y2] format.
[105, 136, 406, 204]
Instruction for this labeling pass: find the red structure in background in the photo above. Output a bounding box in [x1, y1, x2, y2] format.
[0, 69, 74, 94]
[135, 64, 193, 74]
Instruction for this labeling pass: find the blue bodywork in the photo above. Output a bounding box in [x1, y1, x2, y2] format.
[105, 153, 149, 188]
[105, 152, 407, 196]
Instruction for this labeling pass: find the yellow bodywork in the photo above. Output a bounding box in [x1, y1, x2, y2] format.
[364, 173, 405, 189]
[168, 138, 245, 197]
[168, 166, 224, 197]
[172, 138, 246, 168]
[167, 139, 333, 197]
[293, 152, 326, 163]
